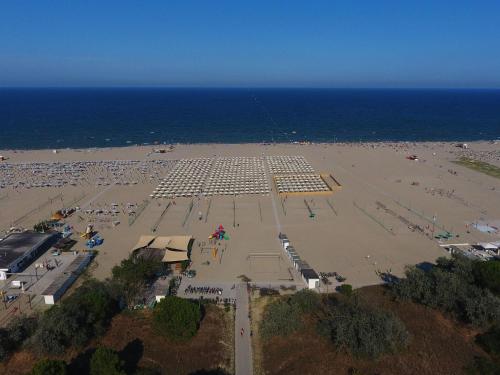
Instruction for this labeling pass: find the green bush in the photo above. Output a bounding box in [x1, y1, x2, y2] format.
[33, 220, 51, 233]
[392, 255, 500, 327]
[30, 279, 118, 355]
[31, 358, 67, 375]
[90, 346, 125, 375]
[318, 298, 410, 358]
[337, 284, 353, 297]
[153, 296, 201, 341]
[0, 316, 37, 362]
[474, 260, 500, 296]
[289, 289, 321, 313]
[260, 299, 301, 339]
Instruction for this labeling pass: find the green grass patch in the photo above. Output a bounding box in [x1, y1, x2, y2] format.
[453, 157, 500, 179]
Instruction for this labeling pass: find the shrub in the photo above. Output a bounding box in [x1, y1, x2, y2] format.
[33, 220, 51, 233]
[337, 284, 353, 297]
[30, 279, 118, 355]
[153, 296, 201, 341]
[90, 346, 125, 375]
[31, 358, 67, 375]
[260, 299, 301, 339]
[474, 260, 500, 296]
[392, 254, 500, 327]
[318, 298, 410, 358]
[289, 289, 321, 313]
[0, 315, 37, 362]
[259, 288, 279, 297]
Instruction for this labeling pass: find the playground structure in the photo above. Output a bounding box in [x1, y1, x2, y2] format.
[86, 234, 103, 249]
[80, 224, 95, 239]
[209, 225, 229, 240]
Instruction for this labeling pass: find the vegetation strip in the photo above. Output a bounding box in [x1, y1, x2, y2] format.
[453, 157, 500, 179]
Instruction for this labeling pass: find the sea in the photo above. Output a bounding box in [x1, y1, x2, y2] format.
[0, 88, 499, 149]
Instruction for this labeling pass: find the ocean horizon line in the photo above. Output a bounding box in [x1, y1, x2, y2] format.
[1, 86, 500, 91]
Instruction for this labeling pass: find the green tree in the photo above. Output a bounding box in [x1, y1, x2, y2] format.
[392, 255, 500, 327]
[153, 296, 201, 341]
[112, 255, 163, 306]
[31, 358, 67, 375]
[0, 315, 38, 361]
[30, 279, 118, 355]
[474, 260, 500, 296]
[90, 346, 125, 375]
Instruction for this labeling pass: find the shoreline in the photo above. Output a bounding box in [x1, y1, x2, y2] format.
[1, 139, 498, 155]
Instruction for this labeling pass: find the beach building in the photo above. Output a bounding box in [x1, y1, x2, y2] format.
[132, 235, 193, 268]
[41, 253, 93, 304]
[301, 268, 320, 289]
[0, 231, 60, 280]
[476, 242, 499, 253]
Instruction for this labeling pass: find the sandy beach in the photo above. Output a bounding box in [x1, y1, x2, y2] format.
[1, 141, 499, 288]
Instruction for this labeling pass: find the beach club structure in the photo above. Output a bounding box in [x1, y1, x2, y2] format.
[0, 231, 60, 280]
[278, 233, 320, 289]
[132, 235, 194, 269]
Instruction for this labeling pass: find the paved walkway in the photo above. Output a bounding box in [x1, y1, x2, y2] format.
[235, 283, 253, 375]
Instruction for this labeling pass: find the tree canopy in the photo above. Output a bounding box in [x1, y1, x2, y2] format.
[112, 255, 163, 307]
[392, 254, 500, 327]
[90, 346, 125, 375]
[318, 298, 410, 358]
[153, 296, 201, 341]
[30, 279, 118, 355]
[31, 358, 67, 375]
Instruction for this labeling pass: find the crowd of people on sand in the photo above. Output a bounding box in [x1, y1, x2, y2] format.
[455, 147, 500, 163]
[324, 141, 499, 163]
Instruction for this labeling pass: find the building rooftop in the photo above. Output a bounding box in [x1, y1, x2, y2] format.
[301, 268, 319, 280]
[0, 231, 56, 269]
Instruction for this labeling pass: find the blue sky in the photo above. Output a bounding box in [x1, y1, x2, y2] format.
[1, 1, 500, 88]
